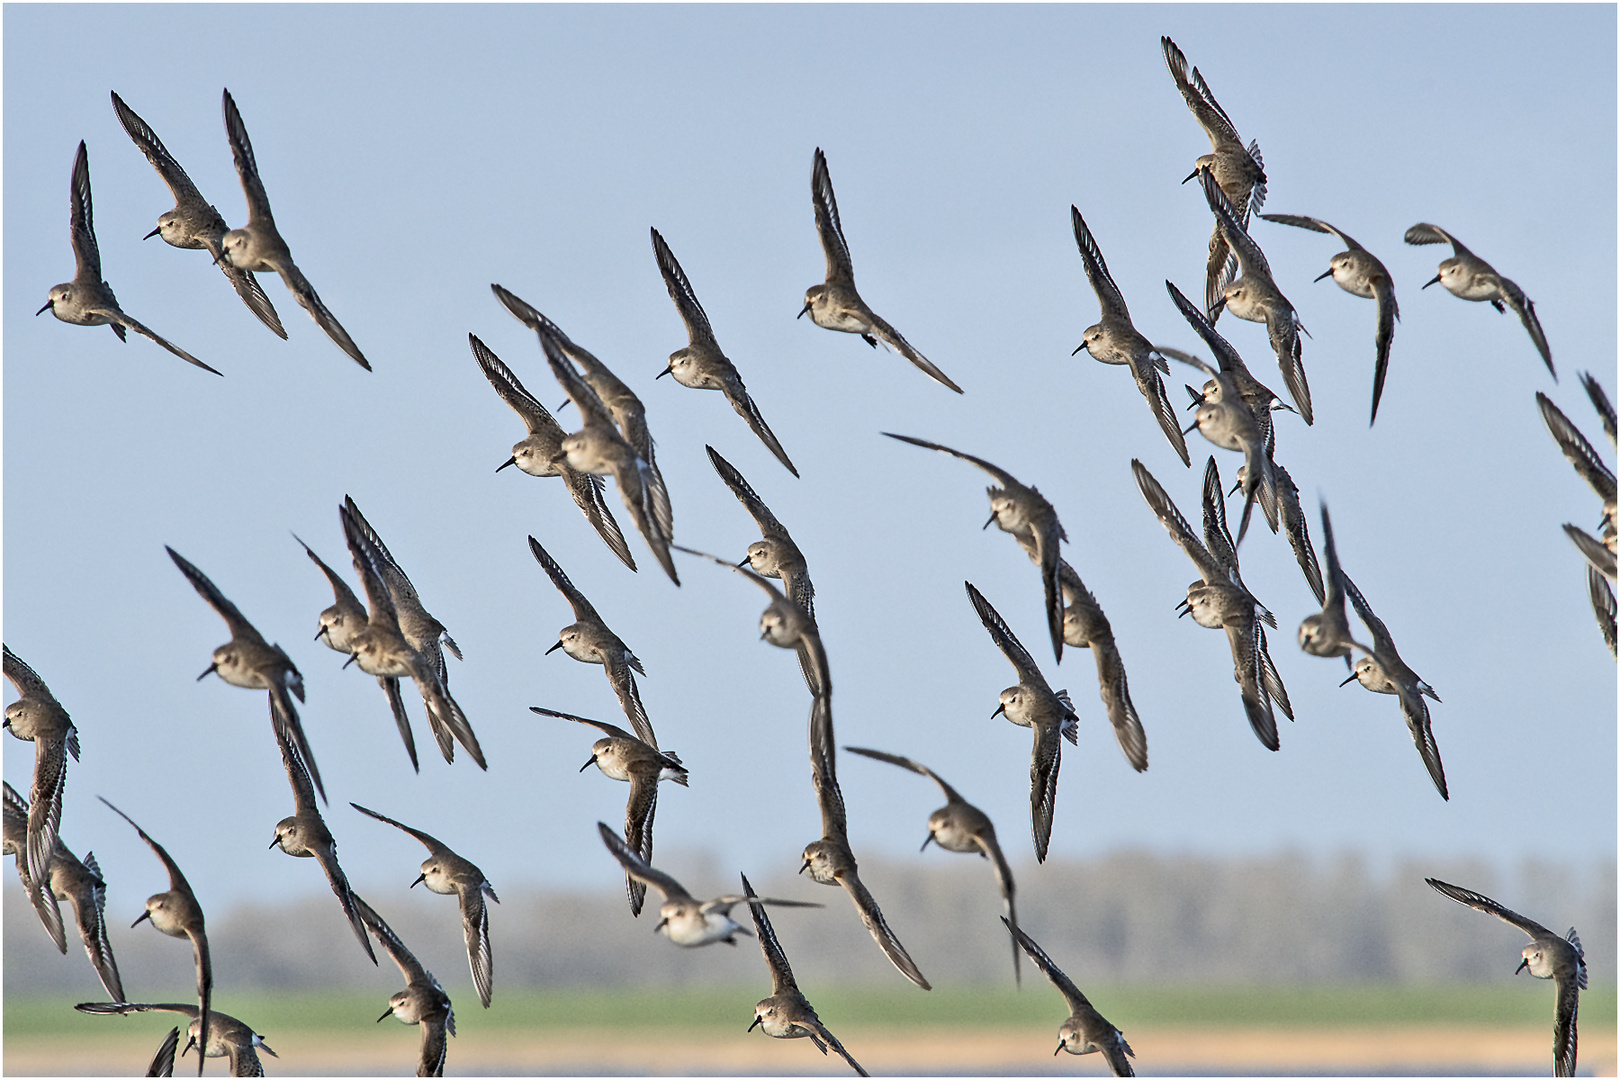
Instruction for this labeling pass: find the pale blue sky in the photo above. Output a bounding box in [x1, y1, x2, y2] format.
[4, 0, 1614, 983]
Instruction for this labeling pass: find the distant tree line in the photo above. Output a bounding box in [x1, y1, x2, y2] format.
[6, 848, 1612, 996]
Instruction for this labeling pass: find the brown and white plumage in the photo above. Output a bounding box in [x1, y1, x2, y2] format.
[3, 645, 79, 900]
[743, 872, 868, 1075]
[76, 1002, 275, 1079]
[1070, 204, 1189, 466]
[220, 89, 369, 369]
[166, 546, 324, 801]
[885, 433, 1068, 664]
[1260, 213, 1399, 425]
[706, 445, 816, 621]
[100, 798, 212, 1077]
[845, 746, 1021, 984]
[529, 535, 656, 748]
[110, 91, 286, 340]
[351, 803, 496, 1007]
[1006, 918, 1135, 1075]
[1056, 562, 1149, 773]
[966, 583, 1078, 861]
[37, 141, 219, 374]
[353, 894, 456, 1077]
[1405, 222, 1552, 378]
[471, 331, 636, 570]
[1133, 458, 1283, 751]
[1162, 35, 1267, 318]
[1426, 878, 1585, 1076]
[268, 711, 375, 965]
[532, 707, 687, 918]
[652, 227, 798, 475]
[673, 545, 829, 700]
[799, 147, 962, 394]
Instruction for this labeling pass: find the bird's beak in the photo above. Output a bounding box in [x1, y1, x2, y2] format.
[1423, 274, 1441, 289]
[580, 756, 597, 773]
[1515, 958, 1529, 975]
[269, 835, 281, 850]
[919, 833, 934, 853]
[983, 511, 997, 530]
[313, 627, 326, 642]
[1209, 297, 1226, 317]
[144, 226, 162, 240]
[654, 917, 668, 933]
[376, 1007, 393, 1023]
[1228, 479, 1241, 497]
[1182, 417, 1200, 435]
[196, 663, 217, 681]
[737, 557, 751, 569]
[1181, 168, 1199, 185]
[991, 703, 1006, 719]
[410, 874, 426, 889]
[1071, 342, 1088, 357]
[748, 1015, 763, 1032]
[797, 300, 811, 319]
[655, 366, 673, 379]
[1313, 268, 1333, 283]
[1339, 672, 1359, 687]
[496, 456, 516, 472]
[798, 858, 811, 875]
[545, 640, 565, 655]
[132, 910, 151, 928]
[182, 1035, 197, 1058]
[342, 653, 359, 669]
[1054, 1040, 1066, 1057]
[35, 300, 52, 316]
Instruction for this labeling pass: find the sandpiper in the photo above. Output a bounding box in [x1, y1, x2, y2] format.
[1425, 878, 1584, 1076]
[743, 872, 869, 1075]
[1339, 576, 1447, 800]
[652, 227, 798, 475]
[100, 798, 211, 1077]
[110, 91, 286, 340]
[673, 545, 828, 700]
[1201, 171, 1312, 425]
[1297, 504, 1373, 668]
[1405, 223, 1552, 378]
[1133, 458, 1285, 750]
[800, 148, 962, 394]
[219, 89, 369, 369]
[3, 644, 80, 895]
[1261, 213, 1399, 425]
[4, 781, 124, 1002]
[1536, 391, 1616, 569]
[1162, 35, 1267, 318]
[706, 446, 816, 620]
[885, 433, 1068, 663]
[340, 498, 484, 770]
[532, 707, 687, 917]
[521, 309, 680, 583]
[294, 533, 369, 657]
[166, 546, 324, 801]
[267, 713, 375, 965]
[38, 142, 217, 374]
[1056, 562, 1149, 773]
[353, 894, 456, 1077]
[845, 746, 1021, 984]
[801, 696, 930, 990]
[351, 803, 497, 1008]
[529, 535, 657, 748]
[1006, 918, 1135, 1075]
[596, 822, 820, 946]
[495, 286, 676, 561]
[471, 332, 636, 570]
[965, 583, 1078, 861]
[1070, 205, 1189, 466]
[76, 1002, 275, 1078]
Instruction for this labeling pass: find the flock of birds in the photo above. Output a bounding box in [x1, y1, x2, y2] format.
[9, 33, 1610, 1080]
